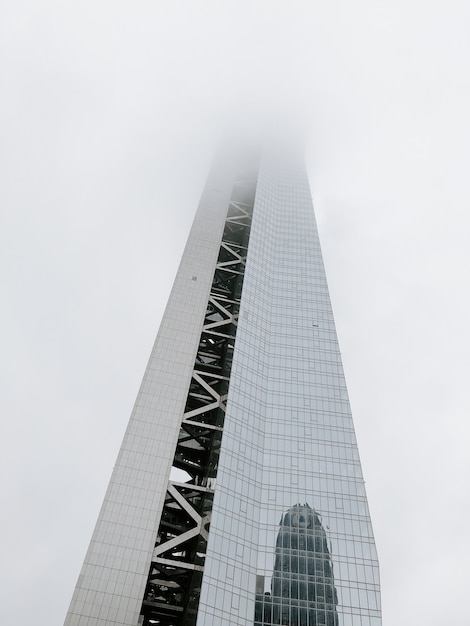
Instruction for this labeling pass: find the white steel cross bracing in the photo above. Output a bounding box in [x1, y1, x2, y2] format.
[139, 181, 256, 626]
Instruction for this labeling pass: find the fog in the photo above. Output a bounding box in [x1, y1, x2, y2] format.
[1, 2, 469, 624]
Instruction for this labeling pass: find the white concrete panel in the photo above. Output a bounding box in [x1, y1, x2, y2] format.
[64, 166, 235, 626]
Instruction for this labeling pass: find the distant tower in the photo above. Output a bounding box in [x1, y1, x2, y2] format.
[255, 504, 338, 626]
[64, 149, 381, 626]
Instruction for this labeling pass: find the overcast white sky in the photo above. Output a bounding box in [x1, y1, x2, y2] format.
[1, 2, 470, 625]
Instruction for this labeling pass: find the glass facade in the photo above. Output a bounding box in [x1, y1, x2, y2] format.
[64, 151, 381, 626]
[196, 154, 381, 626]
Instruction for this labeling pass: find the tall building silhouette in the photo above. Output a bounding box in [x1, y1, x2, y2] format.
[64, 149, 381, 626]
[255, 504, 339, 626]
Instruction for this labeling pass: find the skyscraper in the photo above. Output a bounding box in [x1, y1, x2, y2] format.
[64, 149, 381, 626]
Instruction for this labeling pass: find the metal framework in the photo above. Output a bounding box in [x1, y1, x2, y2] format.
[139, 180, 255, 626]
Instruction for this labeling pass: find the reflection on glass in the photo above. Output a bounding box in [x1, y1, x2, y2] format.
[255, 504, 338, 626]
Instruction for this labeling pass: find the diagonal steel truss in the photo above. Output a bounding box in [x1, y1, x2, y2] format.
[139, 179, 255, 626]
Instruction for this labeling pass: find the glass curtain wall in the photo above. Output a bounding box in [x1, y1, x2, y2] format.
[196, 154, 381, 626]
